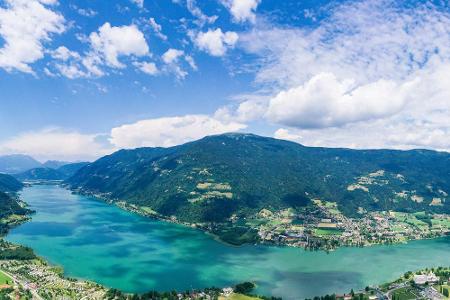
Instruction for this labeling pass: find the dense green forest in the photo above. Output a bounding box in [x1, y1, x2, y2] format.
[67, 133, 450, 223]
[0, 192, 29, 220]
[0, 174, 23, 193]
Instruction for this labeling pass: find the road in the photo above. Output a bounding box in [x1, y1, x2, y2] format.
[0, 268, 44, 300]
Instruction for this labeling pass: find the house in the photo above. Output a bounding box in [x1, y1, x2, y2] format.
[414, 272, 439, 285]
[222, 287, 234, 297]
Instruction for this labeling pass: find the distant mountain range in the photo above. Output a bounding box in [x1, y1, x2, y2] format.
[14, 162, 90, 181]
[0, 155, 42, 174]
[0, 174, 23, 193]
[67, 133, 450, 223]
[0, 154, 89, 181]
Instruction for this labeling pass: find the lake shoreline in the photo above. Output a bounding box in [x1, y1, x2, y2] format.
[67, 184, 450, 253]
[6, 185, 450, 299]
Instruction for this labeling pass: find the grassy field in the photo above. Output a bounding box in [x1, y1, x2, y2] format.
[391, 287, 418, 300]
[218, 293, 261, 300]
[314, 228, 343, 236]
[0, 270, 12, 286]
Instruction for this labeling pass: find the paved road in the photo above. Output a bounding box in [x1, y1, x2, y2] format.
[0, 269, 44, 300]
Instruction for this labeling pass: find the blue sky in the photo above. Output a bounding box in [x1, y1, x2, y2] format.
[1, 0, 449, 161]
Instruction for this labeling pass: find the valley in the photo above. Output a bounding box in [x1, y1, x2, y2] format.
[3, 185, 450, 299]
[67, 133, 450, 249]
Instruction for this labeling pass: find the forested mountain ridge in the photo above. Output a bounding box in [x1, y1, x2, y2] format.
[0, 174, 23, 193]
[66, 133, 450, 223]
[14, 162, 90, 181]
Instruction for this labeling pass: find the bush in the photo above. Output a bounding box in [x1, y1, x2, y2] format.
[234, 282, 255, 294]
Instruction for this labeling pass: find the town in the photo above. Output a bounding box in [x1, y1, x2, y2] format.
[308, 266, 450, 300]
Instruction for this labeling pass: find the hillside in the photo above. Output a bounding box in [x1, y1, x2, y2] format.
[0, 174, 23, 193]
[15, 162, 89, 181]
[0, 155, 41, 174]
[57, 162, 90, 178]
[14, 167, 65, 181]
[67, 133, 450, 224]
[42, 160, 70, 169]
[0, 192, 28, 219]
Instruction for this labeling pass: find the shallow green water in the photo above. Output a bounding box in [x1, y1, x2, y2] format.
[6, 185, 450, 299]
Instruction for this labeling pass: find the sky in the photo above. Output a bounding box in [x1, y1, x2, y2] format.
[0, 0, 450, 161]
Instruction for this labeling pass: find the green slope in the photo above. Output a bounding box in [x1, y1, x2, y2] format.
[0, 174, 23, 193]
[0, 192, 29, 220]
[67, 133, 450, 223]
[14, 167, 65, 181]
[14, 162, 89, 181]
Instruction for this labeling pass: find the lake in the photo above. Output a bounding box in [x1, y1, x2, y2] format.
[6, 185, 450, 299]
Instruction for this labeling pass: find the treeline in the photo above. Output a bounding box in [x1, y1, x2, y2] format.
[104, 281, 282, 300]
[104, 288, 222, 300]
[0, 240, 36, 260]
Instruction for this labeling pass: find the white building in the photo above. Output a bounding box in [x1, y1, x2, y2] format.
[414, 272, 439, 285]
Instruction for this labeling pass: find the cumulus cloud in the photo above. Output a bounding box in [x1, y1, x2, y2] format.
[221, 0, 261, 23]
[162, 48, 189, 79]
[186, 0, 218, 26]
[226, 0, 450, 151]
[272, 63, 450, 152]
[109, 115, 247, 149]
[133, 61, 158, 75]
[240, 1, 450, 89]
[194, 28, 238, 56]
[89, 22, 149, 68]
[0, 115, 247, 160]
[267, 73, 418, 128]
[51, 46, 80, 61]
[148, 17, 167, 40]
[162, 48, 184, 64]
[0, 128, 112, 161]
[49, 22, 150, 79]
[0, 0, 65, 73]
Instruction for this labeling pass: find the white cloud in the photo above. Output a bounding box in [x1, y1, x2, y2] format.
[51, 46, 80, 61]
[162, 48, 188, 79]
[162, 48, 184, 64]
[273, 63, 450, 152]
[89, 22, 149, 68]
[225, 0, 450, 151]
[0, 0, 65, 73]
[266, 73, 418, 129]
[55, 63, 86, 79]
[148, 17, 167, 40]
[109, 115, 247, 149]
[131, 0, 144, 8]
[184, 55, 197, 70]
[134, 61, 158, 75]
[186, 0, 218, 26]
[194, 28, 238, 56]
[0, 128, 111, 161]
[240, 1, 450, 89]
[221, 0, 261, 23]
[273, 128, 303, 144]
[70, 4, 97, 17]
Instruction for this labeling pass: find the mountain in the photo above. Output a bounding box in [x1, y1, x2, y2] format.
[15, 162, 90, 181]
[0, 154, 41, 174]
[0, 192, 28, 219]
[42, 160, 70, 169]
[14, 168, 65, 181]
[57, 162, 90, 178]
[67, 133, 450, 224]
[0, 174, 23, 193]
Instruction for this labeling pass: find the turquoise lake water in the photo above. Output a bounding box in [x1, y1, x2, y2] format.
[6, 185, 450, 299]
